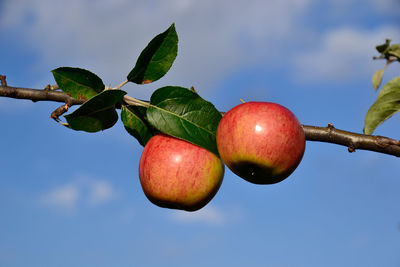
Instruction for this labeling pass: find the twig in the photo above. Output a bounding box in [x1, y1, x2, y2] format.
[113, 80, 129, 90]
[373, 55, 399, 62]
[302, 124, 400, 157]
[1, 84, 400, 157]
[0, 75, 7, 87]
[0, 85, 84, 105]
[123, 95, 150, 107]
[50, 103, 71, 122]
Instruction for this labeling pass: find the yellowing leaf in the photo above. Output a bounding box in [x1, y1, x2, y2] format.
[364, 77, 400, 135]
[372, 69, 384, 90]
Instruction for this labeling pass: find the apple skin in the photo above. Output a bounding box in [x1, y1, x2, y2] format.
[139, 134, 224, 211]
[216, 102, 305, 184]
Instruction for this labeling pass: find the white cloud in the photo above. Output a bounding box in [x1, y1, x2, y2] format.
[40, 184, 79, 210]
[170, 205, 225, 225]
[2, 0, 399, 91]
[87, 179, 114, 207]
[292, 26, 400, 83]
[39, 175, 116, 214]
[0, 0, 312, 94]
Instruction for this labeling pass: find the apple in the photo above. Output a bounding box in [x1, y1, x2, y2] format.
[138, 134, 224, 211]
[216, 102, 305, 184]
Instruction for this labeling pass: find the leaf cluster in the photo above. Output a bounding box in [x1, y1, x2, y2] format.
[49, 24, 400, 148]
[364, 39, 400, 135]
[50, 24, 222, 155]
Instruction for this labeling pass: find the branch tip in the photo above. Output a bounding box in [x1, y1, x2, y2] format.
[50, 103, 71, 122]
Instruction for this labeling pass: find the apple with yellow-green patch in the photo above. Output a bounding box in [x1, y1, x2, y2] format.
[216, 102, 305, 184]
[139, 134, 224, 211]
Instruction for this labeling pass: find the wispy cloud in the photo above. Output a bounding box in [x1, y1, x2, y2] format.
[291, 26, 400, 83]
[39, 175, 116, 214]
[40, 184, 79, 211]
[170, 205, 225, 225]
[87, 179, 114, 207]
[0, 0, 312, 92]
[1, 0, 399, 89]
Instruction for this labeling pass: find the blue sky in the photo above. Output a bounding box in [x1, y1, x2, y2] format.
[1, 0, 400, 266]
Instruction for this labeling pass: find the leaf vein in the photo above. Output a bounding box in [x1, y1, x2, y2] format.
[150, 104, 216, 137]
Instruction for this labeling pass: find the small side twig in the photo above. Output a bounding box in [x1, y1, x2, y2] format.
[50, 103, 71, 123]
[113, 80, 129, 90]
[0, 75, 7, 87]
[373, 55, 399, 62]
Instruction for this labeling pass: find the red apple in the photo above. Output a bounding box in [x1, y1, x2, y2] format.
[139, 134, 224, 211]
[216, 102, 305, 184]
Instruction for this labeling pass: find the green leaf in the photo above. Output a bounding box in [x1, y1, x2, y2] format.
[376, 39, 391, 53]
[147, 86, 222, 155]
[387, 44, 400, 59]
[127, 23, 178, 84]
[364, 76, 400, 135]
[377, 76, 400, 99]
[52, 67, 105, 100]
[121, 105, 154, 146]
[372, 69, 384, 90]
[65, 90, 126, 132]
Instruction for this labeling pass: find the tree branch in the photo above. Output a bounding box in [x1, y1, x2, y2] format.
[0, 84, 84, 105]
[303, 123, 400, 157]
[1, 82, 400, 157]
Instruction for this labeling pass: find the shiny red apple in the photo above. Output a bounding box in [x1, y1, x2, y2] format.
[139, 134, 224, 211]
[216, 102, 305, 184]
